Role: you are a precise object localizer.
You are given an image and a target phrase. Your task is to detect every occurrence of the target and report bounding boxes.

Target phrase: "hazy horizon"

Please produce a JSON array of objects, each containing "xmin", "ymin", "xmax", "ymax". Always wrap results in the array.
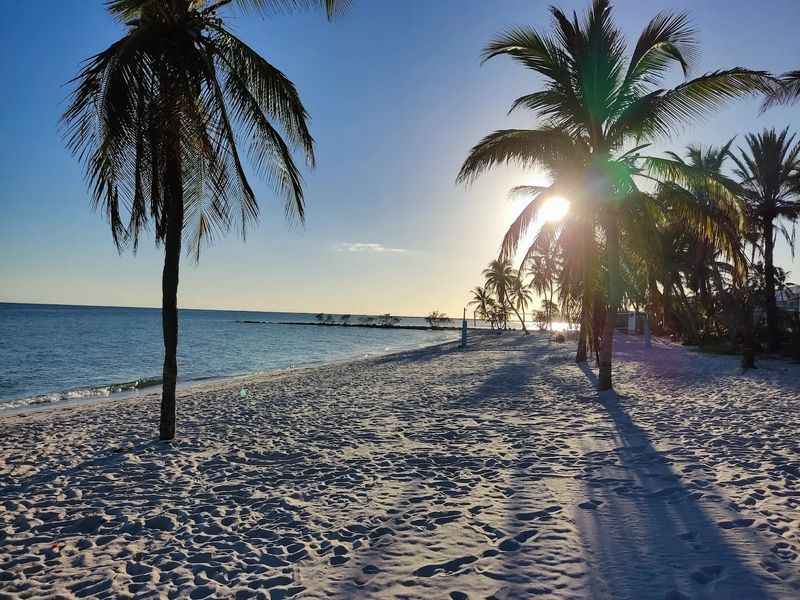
[{"xmin": 1, "ymin": 0, "xmax": 798, "ymax": 316}]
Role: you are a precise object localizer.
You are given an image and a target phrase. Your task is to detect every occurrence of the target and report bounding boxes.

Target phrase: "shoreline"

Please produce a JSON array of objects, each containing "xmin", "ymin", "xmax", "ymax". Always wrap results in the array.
[{"xmin": 1, "ymin": 334, "xmax": 462, "ymax": 419}]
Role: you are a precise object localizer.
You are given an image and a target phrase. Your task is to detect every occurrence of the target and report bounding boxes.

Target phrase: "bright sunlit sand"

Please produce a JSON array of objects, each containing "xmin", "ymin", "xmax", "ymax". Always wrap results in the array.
[{"xmin": 2, "ymin": 333, "xmax": 799, "ymax": 598}]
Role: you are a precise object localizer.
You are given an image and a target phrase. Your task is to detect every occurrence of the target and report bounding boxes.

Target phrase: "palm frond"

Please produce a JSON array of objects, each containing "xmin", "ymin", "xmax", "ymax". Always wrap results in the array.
[
  {"xmin": 456, "ymin": 129, "xmax": 575, "ymax": 185},
  {"xmin": 500, "ymin": 186, "xmax": 555, "ymax": 260},
  {"xmin": 624, "ymin": 69, "xmax": 775, "ymax": 141},
  {"xmin": 761, "ymin": 70, "xmax": 800, "ymax": 109}
]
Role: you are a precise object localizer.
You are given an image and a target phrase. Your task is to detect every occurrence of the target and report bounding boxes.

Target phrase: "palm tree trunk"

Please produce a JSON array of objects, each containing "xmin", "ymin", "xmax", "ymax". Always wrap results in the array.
[
  {"xmin": 159, "ymin": 150, "xmax": 183, "ymax": 441},
  {"xmin": 675, "ymin": 281, "xmax": 700, "ymax": 344},
  {"xmin": 576, "ymin": 221, "xmax": 591, "ymax": 362},
  {"xmin": 598, "ymin": 212, "xmax": 619, "ymax": 390},
  {"xmin": 576, "ymin": 303, "xmax": 588, "ymax": 362},
  {"xmin": 764, "ymin": 218, "xmax": 779, "ymax": 351},
  {"xmin": 663, "ymin": 271, "xmax": 675, "ymax": 334},
  {"xmin": 741, "ymin": 302, "xmax": 756, "ymax": 369},
  {"xmin": 511, "ymin": 305, "xmax": 528, "ymax": 333}
]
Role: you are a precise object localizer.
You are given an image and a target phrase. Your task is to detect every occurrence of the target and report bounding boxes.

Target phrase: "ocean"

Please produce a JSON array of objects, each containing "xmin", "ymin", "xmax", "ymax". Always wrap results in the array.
[{"xmin": 0, "ymin": 303, "xmax": 458, "ymax": 412}]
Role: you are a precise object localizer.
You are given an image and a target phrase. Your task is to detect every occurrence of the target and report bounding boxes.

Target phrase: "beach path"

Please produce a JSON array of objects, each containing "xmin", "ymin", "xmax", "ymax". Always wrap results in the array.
[{"xmin": 1, "ymin": 333, "xmax": 799, "ymax": 599}]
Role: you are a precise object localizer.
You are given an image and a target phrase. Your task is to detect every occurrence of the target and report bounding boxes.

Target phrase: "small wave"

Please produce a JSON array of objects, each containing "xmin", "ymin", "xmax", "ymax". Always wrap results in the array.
[{"xmin": 2, "ymin": 377, "xmax": 163, "ymax": 411}]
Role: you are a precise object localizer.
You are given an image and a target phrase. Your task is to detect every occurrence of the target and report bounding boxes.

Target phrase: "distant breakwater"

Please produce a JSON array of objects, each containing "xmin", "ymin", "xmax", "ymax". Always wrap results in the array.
[{"xmin": 236, "ymin": 320, "xmax": 467, "ymax": 332}]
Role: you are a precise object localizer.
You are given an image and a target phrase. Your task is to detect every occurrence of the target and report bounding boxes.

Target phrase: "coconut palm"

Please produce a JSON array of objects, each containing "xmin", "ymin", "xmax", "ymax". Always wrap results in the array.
[
  {"xmin": 457, "ymin": 0, "xmax": 771, "ymax": 389},
  {"xmin": 526, "ymin": 228, "xmax": 560, "ymax": 332},
  {"xmin": 508, "ymin": 272, "xmax": 533, "ymax": 333},
  {"xmin": 660, "ymin": 141, "xmax": 746, "ymax": 340},
  {"xmin": 468, "ymin": 285, "xmax": 493, "ymax": 326},
  {"xmin": 732, "ymin": 128, "xmax": 800, "ymax": 351},
  {"xmin": 62, "ymin": 0, "xmax": 346, "ymax": 440},
  {"xmin": 483, "ymin": 258, "xmax": 516, "ymax": 329}
]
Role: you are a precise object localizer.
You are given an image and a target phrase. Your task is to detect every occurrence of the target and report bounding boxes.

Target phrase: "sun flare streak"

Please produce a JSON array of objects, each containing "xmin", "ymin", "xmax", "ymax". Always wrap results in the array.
[{"xmin": 540, "ymin": 196, "xmax": 570, "ymax": 222}]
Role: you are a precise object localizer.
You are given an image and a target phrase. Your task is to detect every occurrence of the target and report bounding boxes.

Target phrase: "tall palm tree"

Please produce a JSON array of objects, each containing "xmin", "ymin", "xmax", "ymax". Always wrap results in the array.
[
  {"xmin": 526, "ymin": 228, "xmax": 560, "ymax": 331},
  {"xmin": 732, "ymin": 128, "xmax": 800, "ymax": 351},
  {"xmin": 661, "ymin": 140, "xmax": 745, "ymax": 340},
  {"xmin": 468, "ymin": 285, "xmax": 493, "ymax": 326},
  {"xmin": 508, "ymin": 272, "xmax": 533, "ymax": 333},
  {"xmin": 62, "ymin": 0, "xmax": 346, "ymax": 440},
  {"xmin": 483, "ymin": 258, "xmax": 516, "ymax": 330},
  {"xmin": 457, "ymin": 0, "xmax": 771, "ymax": 389}
]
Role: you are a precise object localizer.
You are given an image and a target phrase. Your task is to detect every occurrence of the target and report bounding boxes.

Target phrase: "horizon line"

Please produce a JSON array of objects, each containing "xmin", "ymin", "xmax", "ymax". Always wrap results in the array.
[{"xmin": 0, "ymin": 300, "xmax": 442, "ymax": 319}]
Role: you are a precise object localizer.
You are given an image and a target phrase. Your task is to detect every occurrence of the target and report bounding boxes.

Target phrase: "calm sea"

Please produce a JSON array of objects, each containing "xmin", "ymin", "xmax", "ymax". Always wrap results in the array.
[{"xmin": 0, "ymin": 303, "xmax": 457, "ymax": 412}]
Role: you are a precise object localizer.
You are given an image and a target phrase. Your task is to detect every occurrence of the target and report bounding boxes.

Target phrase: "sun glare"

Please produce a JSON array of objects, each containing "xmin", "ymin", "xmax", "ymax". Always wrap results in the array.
[{"xmin": 540, "ymin": 196, "xmax": 570, "ymax": 222}]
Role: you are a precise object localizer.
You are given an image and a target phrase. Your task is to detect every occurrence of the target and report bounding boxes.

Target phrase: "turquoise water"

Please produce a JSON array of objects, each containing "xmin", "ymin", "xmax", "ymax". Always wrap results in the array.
[{"xmin": 0, "ymin": 303, "xmax": 456, "ymax": 410}]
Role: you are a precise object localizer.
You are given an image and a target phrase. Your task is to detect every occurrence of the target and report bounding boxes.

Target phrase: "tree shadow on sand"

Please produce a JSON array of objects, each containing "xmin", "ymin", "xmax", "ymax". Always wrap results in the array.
[{"xmin": 576, "ymin": 362, "xmax": 782, "ymax": 599}]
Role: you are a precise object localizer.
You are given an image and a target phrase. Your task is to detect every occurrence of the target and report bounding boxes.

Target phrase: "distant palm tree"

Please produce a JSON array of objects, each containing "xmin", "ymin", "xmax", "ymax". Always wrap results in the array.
[
  {"xmin": 507, "ymin": 272, "xmax": 533, "ymax": 333},
  {"xmin": 732, "ymin": 128, "xmax": 800, "ymax": 351},
  {"xmin": 483, "ymin": 259, "xmax": 516, "ymax": 330},
  {"xmin": 62, "ymin": 0, "xmax": 346, "ymax": 440},
  {"xmin": 526, "ymin": 228, "xmax": 560, "ymax": 332},
  {"xmin": 468, "ymin": 285, "xmax": 493, "ymax": 326},
  {"xmin": 457, "ymin": 0, "xmax": 771, "ymax": 389}
]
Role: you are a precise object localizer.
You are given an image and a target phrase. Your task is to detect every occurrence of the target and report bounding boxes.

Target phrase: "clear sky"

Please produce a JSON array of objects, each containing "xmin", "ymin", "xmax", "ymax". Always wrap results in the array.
[{"xmin": 1, "ymin": 0, "xmax": 798, "ymax": 316}]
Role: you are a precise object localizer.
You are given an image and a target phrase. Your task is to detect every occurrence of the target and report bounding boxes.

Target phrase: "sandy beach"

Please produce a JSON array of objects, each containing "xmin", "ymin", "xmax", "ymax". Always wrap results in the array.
[{"xmin": 2, "ymin": 332, "xmax": 800, "ymax": 599}]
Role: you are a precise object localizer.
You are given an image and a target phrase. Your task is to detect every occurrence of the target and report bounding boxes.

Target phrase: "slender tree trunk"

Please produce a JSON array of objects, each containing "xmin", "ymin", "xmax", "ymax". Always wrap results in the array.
[
  {"xmin": 764, "ymin": 218, "xmax": 779, "ymax": 352},
  {"xmin": 663, "ymin": 271, "xmax": 675, "ymax": 335},
  {"xmin": 741, "ymin": 303, "xmax": 756, "ymax": 369},
  {"xmin": 159, "ymin": 149, "xmax": 183, "ymax": 441},
  {"xmin": 511, "ymin": 306, "xmax": 528, "ymax": 334},
  {"xmin": 676, "ymin": 281, "xmax": 700, "ymax": 344},
  {"xmin": 648, "ymin": 273, "xmax": 662, "ymax": 334},
  {"xmin": 576, "ymin": 304, "xmax": 588, "ymax": 362},
  {"xmin": 598, "ymin": 212, "xmax": 619, "ymax": 391},
  {"xmin": 576, "ymin": 221, "xmax": 592, "ymax": 362}
]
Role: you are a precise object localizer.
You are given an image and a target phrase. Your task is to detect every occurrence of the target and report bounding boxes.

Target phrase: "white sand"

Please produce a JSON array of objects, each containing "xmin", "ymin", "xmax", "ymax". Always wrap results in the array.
[{"xmin": 1, "ymin": 332, "xmax": 799, "ymax": 599}]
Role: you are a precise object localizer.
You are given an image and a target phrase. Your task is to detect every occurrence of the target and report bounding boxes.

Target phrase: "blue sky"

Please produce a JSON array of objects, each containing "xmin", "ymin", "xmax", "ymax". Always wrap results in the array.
[{"xmin": 1, "ymin": 0, "xmax": 798, "ymax": 315}]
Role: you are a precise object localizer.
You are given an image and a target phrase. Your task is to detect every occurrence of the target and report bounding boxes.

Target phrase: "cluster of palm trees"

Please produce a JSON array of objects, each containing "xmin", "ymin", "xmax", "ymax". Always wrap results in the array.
[
  {"xmin": 458, "ymin": 0, "xmax": 799, "ymax": 390},
  {"xmin": 469, "ymin": 255, "xmax": 564, "ymax": 334}
]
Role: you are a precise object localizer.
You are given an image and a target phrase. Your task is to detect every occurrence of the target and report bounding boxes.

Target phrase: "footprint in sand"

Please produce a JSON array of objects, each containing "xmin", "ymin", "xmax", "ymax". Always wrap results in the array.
[
  {"xmin": 717, "ymin": 518, "xmax": 754, "ymax": 529},
  {"xmin": 690, "ymin": 564, "xmax": 725, "ymax": 585},
  {"xmin": 578, "ymin": 499, "xmax": 603, "ymax": 510},
  {"xmin": 413, "ymin": 555, "xmax": 478, "ymax": 577},
  {"xmin": 329, "ymin": 546, "xmax": 350, "ymax": 566}
]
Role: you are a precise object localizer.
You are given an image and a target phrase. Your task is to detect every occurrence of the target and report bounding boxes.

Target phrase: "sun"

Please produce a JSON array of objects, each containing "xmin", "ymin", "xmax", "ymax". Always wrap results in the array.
[{"xmin": 540, "ymin": 196, "xmax": 570, "ymax": 222}]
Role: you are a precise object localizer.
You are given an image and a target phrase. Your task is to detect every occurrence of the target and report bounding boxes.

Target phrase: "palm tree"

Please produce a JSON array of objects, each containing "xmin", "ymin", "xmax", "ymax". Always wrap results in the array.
[
  {"xmin": 732, "ymin": 128, "xmax": 800, "ymax": 351},
  {"xmin": 468, "ymin": 285, "xmax": 493, "ymax": 326},
  {"xmin": 659, "ymin": 141, "xmax": 746, "ymax": 341},
  {"xmin": 526, "ymin": 230, "xmax": 560, "ymax": 332},
  {"xmin": 483, "ymin": 259, "xmax": 516, "ymax": 330},
  {"xmin": 762, "ymin": 70, "xmax": 800, "ymax": 108},
  {"xmin": 63, "ymin": 0, "xmax": 346, "ymax": 440},
  {"xmin": 457, "ymin": 0, "xmax": 771, "ymax": 389},
  {"xmin": 507, "ymin": 272, "xmax": 533, "ymax": 333}
]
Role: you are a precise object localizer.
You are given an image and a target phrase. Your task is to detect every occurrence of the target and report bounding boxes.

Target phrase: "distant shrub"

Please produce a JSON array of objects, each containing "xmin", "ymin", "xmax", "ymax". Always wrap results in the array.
[{"xmin": 425, "ymin": 310, "xmax": 451, "ymax": 329}]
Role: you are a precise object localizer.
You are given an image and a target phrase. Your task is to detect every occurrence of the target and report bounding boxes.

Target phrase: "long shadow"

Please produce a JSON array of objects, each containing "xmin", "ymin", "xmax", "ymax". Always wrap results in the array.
[
  {"xmin": 446, "ymin": 334, "xmax": 559, "ymax": 411},
  {"xmin": 576, "ymin": 373, "xmax": 777, "ymax": 599}
]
